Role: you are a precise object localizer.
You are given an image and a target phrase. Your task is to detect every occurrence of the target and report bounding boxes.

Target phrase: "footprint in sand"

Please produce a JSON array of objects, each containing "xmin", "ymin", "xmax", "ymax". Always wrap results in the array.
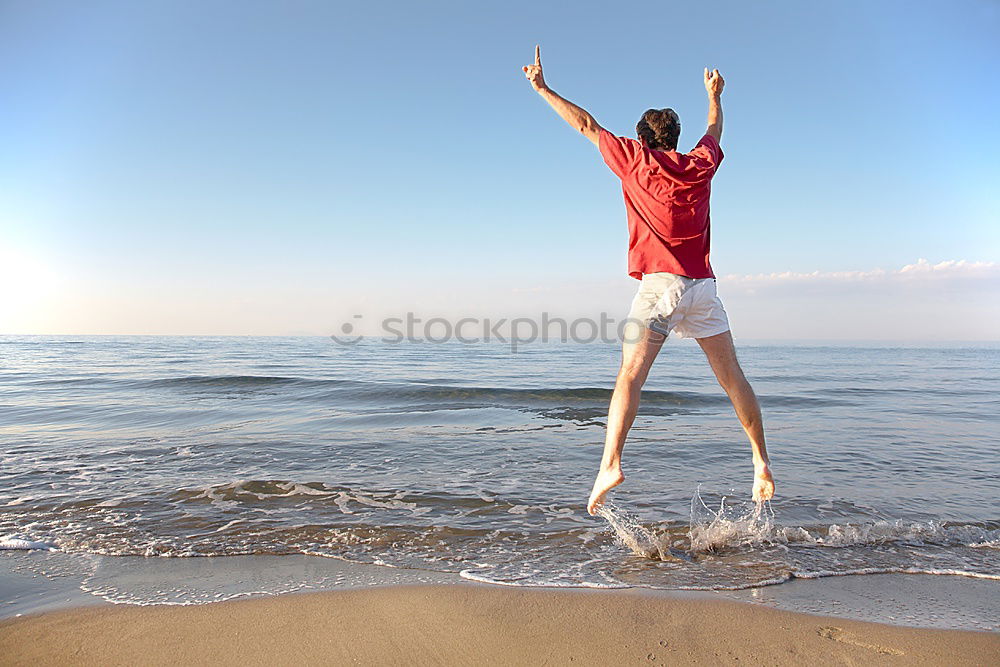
[{"xmin": 817, "ymin": 626, "xmax": 904, "ymax": 656}]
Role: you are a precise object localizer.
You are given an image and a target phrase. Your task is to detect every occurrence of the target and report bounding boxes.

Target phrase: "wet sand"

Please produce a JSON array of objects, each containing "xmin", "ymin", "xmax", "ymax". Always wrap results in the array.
[{"xmin": 2, "ymin": 583, "xmax": 997, "ymax": 666}]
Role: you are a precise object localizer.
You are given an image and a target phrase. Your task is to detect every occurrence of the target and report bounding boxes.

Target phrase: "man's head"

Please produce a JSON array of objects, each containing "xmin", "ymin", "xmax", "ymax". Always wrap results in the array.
[{"xmin": 636, "ymin": 108, "xmax": 680, "ymax": 151}]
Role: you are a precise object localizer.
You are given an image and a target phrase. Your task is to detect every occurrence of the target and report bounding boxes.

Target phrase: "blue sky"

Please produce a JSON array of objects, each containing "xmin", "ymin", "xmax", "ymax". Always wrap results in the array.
[{"xmin": 1, "ymin": 0, "xmax": 997, "ymax": 337}]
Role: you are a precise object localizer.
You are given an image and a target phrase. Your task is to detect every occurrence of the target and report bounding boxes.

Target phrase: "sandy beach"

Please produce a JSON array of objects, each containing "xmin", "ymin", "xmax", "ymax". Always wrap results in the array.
[{"xmin": 2, "ymin": 583, "xmax": 997, "ymax": 666}]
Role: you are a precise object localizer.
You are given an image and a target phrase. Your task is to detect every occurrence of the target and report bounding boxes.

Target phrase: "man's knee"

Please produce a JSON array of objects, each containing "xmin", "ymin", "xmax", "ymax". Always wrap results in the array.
[
  {"xmin": 715, "ymin": 365, "xmax": 749, "ymax": 392},
  {"xmin": 617, "ymin": 362, "xmax": 649, "ymax": 387}
]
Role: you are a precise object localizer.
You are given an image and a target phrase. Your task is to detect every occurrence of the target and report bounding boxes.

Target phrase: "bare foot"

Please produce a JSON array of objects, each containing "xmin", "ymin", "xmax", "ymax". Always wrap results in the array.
[
  {"xmin": 752, "ymin": 462, "xmax": 775, "ymax": 502},
  {"xmin": 587, "ymin": 466, "xmax": 625, "ymax": 515}
]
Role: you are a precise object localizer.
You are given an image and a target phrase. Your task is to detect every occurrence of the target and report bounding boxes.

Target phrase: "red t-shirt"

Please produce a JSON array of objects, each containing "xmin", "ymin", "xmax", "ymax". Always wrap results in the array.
[{"xmin": 598, "ymin": 128, "xmax": 724, "ymax": 280}]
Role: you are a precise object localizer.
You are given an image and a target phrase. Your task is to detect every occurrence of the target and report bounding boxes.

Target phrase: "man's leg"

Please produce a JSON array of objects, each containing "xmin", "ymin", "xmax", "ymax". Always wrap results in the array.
[
  {"xmin": 695, "ymin": 330, "xmax": 775, "ymax": 501},
  {"xmin": 587, "ymin": 325, "xmax": 665, "ymax": 515}
]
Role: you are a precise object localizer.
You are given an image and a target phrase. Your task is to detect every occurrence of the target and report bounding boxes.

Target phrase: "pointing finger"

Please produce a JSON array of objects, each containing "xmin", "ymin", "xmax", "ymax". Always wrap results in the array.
[{"xmin": 535, "ymin": 44, "xmax": 540, "ymax": 66}]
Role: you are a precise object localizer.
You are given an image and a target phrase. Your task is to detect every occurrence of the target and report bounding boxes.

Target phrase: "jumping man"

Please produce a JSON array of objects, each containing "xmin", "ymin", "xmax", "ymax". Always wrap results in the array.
[{"xmin": 522, "ymin": 46, "xmax": 775, "ymax": 515}]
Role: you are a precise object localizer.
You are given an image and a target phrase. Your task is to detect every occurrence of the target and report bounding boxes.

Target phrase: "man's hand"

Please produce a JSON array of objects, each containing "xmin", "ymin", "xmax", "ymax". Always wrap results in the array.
[
  {"xmin": 704, "ymin": 67, "xmax": 725, "ymax": 98},
  {"xmin": 523, "ymin": 45, "xmax": 547, "ymax": 93},
  {"xmin": 704, "ymin": 68, "xmax": 724, "ymax": 143},
  {"xmin": 524, "ymin": 46, "xmax": 602, "ymax": 146}
]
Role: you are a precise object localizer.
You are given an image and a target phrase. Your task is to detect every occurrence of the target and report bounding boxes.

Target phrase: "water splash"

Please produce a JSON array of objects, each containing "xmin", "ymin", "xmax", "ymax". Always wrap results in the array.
[
  {"xmin": 688, "ymin": 486, "xmax": 776, "ymax": 553},
  {"xmin": 595, "ymin": 501, "xmax": 667, "ymax": 560},
  {"xmin": 595, "ymin": 485, "xmax": 1000, "ymax": 577},
  {"xmin": 595, "ymin": 487, "xmax": 779, "ymax": 560}
]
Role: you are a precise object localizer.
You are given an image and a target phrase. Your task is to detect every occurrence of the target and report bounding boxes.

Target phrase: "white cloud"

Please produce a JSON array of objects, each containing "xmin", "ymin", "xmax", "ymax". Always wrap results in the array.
[
  {"xmin": 720, "ymin": 258, "xmax": 1000, "ymax": 285},
  {"xmin": 714, "ymin": 259, "xmax": 999, "ymax": 341}
]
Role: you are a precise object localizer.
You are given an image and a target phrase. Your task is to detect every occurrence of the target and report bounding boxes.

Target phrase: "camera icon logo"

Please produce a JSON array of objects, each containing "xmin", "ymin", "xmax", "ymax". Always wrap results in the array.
[{"xmin": 330, "ymin": 315, "xmax": 364, "ymax": 345}]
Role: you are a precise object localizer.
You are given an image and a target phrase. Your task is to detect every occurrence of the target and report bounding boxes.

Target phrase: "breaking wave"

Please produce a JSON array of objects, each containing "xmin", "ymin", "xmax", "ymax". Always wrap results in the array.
[{"xmin": 4, "ymin": 481, "xmax": 997, "ymax": 592}]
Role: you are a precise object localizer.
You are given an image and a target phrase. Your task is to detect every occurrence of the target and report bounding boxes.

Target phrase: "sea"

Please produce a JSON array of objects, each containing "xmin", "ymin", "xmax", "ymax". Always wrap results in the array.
[{"xmin": 1, "ymin": 335, "xmax": 998, "ymax": 616}]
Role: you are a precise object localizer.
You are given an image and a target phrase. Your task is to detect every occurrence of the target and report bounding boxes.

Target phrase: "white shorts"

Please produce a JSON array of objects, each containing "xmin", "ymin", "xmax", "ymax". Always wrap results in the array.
[{"xmin": 625, "ymin": 272, "xmax": 731, "ymax": 341}]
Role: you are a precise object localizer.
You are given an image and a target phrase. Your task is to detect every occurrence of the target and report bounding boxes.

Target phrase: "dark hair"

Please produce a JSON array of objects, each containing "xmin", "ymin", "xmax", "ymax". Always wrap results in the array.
[{"xmin": 636, "ymin": 108, "xmax": 680, "ymax": 151}]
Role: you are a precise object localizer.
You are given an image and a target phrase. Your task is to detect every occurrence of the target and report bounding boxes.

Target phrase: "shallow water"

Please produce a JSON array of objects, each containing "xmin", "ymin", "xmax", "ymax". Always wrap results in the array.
[{"xmin": 1, "ymin": 335, "xmax": 998, "ymax": 600}]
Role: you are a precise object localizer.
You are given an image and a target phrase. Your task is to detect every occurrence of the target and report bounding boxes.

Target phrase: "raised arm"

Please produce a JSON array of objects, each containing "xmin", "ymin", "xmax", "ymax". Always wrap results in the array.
[
  {"xmin": 704, "ymin": 67, "xmax": 725, "ymax": 143},
  {"xmin": 523, "ymin": 45, "xmax": 603, "ymax": 146}
]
